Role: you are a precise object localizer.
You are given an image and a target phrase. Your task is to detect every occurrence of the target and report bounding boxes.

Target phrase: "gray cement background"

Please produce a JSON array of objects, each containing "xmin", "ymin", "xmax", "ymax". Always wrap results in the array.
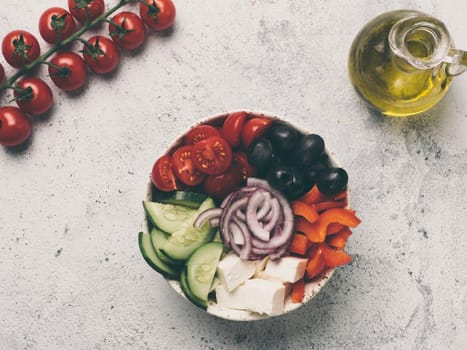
[{"xmin": 1, "ymin": 0, "xmax": 467, "ymax": 349}]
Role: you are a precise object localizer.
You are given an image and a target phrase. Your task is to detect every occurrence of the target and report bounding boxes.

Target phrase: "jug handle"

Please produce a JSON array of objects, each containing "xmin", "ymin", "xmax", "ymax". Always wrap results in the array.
[{"xmin": 445, "ymin": 49, "xmax": 467, "ymax": 76}]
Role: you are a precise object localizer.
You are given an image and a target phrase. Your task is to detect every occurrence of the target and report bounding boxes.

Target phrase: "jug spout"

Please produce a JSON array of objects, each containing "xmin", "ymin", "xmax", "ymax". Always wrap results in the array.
[{"xmin": 446, "ymin": 49, "xmax": 467, "ymax": 76}]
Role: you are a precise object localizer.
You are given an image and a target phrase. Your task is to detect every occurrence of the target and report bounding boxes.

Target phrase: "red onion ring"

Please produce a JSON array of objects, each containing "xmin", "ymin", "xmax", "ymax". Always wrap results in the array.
[
  {"xmin": 215, "ymin": 178, "xmax": 294, "ymax": 261},
  {"xmin": 262, "ymin": 198, "xmax": 280, "ymax": 232},
  {"xmin": 251, "ymin": 246, "xmax": 276, "ymax": 255},
  {"xmin": 193, "ymin": 208, "xmax": 222, "ymax": 229},
  {"xmin": 246, "ymin": 190, "xmax": 271, "ymax": 242},
  {"xmin": 229, "ymin": 218, "xmax": 252, "ymax": 260},
  {"xmin": 269, "ymin": 242, "xmax": 291, "ymax": 261},
  {"xmin": 220, "ymin": 192, "xmax": 234, "ymax": 209},
  {"xmin": 229, "ymin": 220, "xmax": 245, "ymax": 245},
  {"xmin": 246, "ymin": 178, "xmax": 294, "ymax": 249},
  {"xmin": 219, "ymin": 197, "xmax": 249, "ymax": 248},
  {"xmin": 210, "ymin": 218, "xmax": 220, "ymax": 227},
  {"xmin": 256, "ymin": 191, "xmax": 271, "ymax": 220},
  {"xmin": 235, "ymin": 209, "xmax": 246, "ymax": 221}
]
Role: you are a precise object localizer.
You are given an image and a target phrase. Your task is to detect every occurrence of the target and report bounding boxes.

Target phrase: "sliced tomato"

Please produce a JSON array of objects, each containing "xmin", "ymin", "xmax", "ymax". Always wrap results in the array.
[
  {"xmin": 222, "ymin": 111, "xmax": 246, "ymax": 147},
  {"xmin": 171, "ymin": 145, "xmax": 205, "ymax": 186},
  {"xmin": 204, "ymin": 160, "xmax": 243, "ymax": 200},
  {"xmin": 241, "ymin": 117, "xmax": 273, "ymax": 149},
  {"xmin": 192, "ymin": 136, "xmax": 232, "ymax": 175},
  {"xmin": 233, "ymin": 152, "xmax": 256, "ymax": 181},
  {"xmin": 151, "ymin": 154, "xmax": 181, "ymax": 192},
  {"xmin": 184, "ymin": 125, "xmax": 220, "ymax": 145}
]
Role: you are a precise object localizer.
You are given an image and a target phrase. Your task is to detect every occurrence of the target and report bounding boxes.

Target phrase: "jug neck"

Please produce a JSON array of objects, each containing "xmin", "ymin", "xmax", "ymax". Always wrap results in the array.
[
  {"xmin": 389, "ymin": 14, "xmax": 467, "ymax": 76},
  {"xmin": 389, "ymin": 14, "xmax": 451, "ymax": 71}
]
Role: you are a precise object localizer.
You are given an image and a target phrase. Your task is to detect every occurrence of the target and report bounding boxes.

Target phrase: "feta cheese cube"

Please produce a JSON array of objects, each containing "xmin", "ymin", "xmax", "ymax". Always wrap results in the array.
[
  {"xmin": 262, "ymin": 257, "xmax": 308, "ymax": 283},
  {"xmin": 215, "ymin": 279, "xmax": 286, "ymax": 315},
  {"xmin": 216, "ymin": 253, "xmax": 256, "ymax": 292}
]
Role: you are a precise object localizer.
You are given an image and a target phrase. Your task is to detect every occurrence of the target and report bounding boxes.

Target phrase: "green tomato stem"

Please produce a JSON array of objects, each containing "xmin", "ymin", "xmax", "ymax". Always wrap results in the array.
[{"xmin": 0, "ymin": 0, "xmax": 131, "ymax": 95}]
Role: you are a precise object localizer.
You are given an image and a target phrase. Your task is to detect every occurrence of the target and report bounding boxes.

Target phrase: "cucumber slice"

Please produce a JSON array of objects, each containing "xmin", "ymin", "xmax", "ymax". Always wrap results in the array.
[
  {"xmin": 143, "ymin": 201, "xmax": 196, "ymax": 233},
  {"xmin": 138, "ymin": 232, "xmax": 180, "ymax": 279},
  {"xmin": 186, "ymin": 242, "xmax": 224, "ymax": 301},
  {"xmin": 150, "ymin": 228, "xmax": 184, "ymax": 266},
  {"xmin": 158, "ymin": 248, "xmax": 186, "ymax": 266},
  {"xmin": 155, "ymin": 191, "xmax": 208, "ymax": 209},
  {"xmin": 180, "ymin": 267, "xmax": 208, "ymax": 310},
  {"xmin": 160, "ymin": 224, "xmax": 215, "ymax": 261},
  {"xmin": 160, "ymin": 197, "xmax": 217, "ymax": 261}
]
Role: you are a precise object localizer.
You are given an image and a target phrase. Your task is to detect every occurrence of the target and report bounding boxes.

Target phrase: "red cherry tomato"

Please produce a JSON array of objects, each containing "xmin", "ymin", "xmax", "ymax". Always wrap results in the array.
[
  {"xmin": 2, "ymin": 30, "xmax": 40, "ymax": 68},
  {"xmin": 68, "ymin": 0, "xmax": 105, "ymax": 24},
  {"xmin": 171, "ymin": 146, "xmax": 205, "ymax": 186},
  {"xmin": 0, "ymin": 106, "xmax": 31, "ymax": 147},
  {"xmin": 192, "ymin": 136, "xmax": 233, "ymax": 175},
  {"xmin": 151, "ymin": 154, "xmax": 181, "ymax": 192},
  {"xmin": 241, "ymin": 117, "xmax": 273, "ymax": 149},
  {"xmin": 109, "ymin": 12, "xmax": 147, "ymax": 50},
  {"xmin": 139, "ymin": 0, "xmax": 176, "ymax": 31},
  {"xmin": 0, "ymin": 63, "xmax": 4, "ymax": 82},
  {"xmin": 184, "ymin": 125, "xmax": 221, "ymax": 145},
  {"xmin": 49, "ymin": 52, "xmax": 87, "ymax": 91},
  {"xmin": 39, "ymin": 7, "xmax": 76, "ymax": 44},
  {"xmin": 233, "ymin": 152, "xmax": 256, "ymax": 181},
  {"xmin": 204, "ymin": 160, "xmax": 243, "ymax": 200},
  {"xmin": 14, "ymin": 78, "xmax": 53, "ymax": 116},
  {"xmin": 82, "ymin": 36, "xmax": 120, "ymax": 74},
  {"xmin": 222, "ymin": 111, "xmax": 247, "ymax": 148}
]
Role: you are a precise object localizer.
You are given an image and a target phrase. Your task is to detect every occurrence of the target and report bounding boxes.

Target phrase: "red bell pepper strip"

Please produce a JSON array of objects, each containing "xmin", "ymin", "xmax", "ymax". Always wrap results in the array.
[
  {"xmin": 314, "ymin": 200, "xmax": 348, "ymax": 213},
  {"xmin": 292, "ymin": 200, "xmax": 319, "ymax": 223},
  {"xmin": 313, "ymin": 208, "xmax": 360, "ymax": 241},
  {"xmin": 321, "ymin": 243, "xmax": 352, "ymax": 268},
  {"xmin": 301, "ymin": 185, "xmax": 347, "ymax": 205},
  {"xmin": 306, "ymin": 245, "xmax": 325, "ymax": 279},
  {"xmin": 291, "ymin": 278, "xmax": 305, "ymax": 303},
  {"xmin": 295, "ymin": 217, "xmax": 324, "ymax": 243},
  {"xmin": 289, "ymin": 233, "xmax": 310, "ymax": 256},
  {"xmin": 326, "ymin": 227, "xmax": 352, "ymax": 249},
  {"xmin": 301, "ymin": 185, "xmax": 322, "ymax": 205},
  {"xmin": 326, "ymin": 222, "xmax": 346, "ymax": 235}
]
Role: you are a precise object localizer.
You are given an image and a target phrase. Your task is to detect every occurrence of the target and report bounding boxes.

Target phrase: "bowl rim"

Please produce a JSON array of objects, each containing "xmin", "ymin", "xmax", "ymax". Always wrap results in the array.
[{"xmin": 142, "ymin": 110, "xmax": 346, "ymax": 321}]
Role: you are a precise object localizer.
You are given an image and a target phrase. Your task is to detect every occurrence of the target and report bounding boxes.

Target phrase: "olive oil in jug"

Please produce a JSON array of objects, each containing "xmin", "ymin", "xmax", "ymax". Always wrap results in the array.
[{"xmin": 348, "ymin": 10, "xmax": 467, "ymax": 116}]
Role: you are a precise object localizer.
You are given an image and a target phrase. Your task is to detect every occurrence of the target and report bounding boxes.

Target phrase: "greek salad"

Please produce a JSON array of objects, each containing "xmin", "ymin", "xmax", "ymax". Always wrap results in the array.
[{"xmin": 139, "ymin": 112, "xmax": 361, "ymax": 318}]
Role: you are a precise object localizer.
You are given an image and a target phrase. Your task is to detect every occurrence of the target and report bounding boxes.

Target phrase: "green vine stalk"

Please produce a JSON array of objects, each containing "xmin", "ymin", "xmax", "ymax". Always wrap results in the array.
[{"xmin": 0, "ymin": 0, "xmax": 132, "ymax": 95}]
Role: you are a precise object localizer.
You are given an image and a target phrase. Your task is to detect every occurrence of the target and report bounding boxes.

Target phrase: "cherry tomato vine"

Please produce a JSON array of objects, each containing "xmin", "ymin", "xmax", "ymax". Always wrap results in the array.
[{"xmin": 0, "ymin": 0, "xmax": 176, "ymax": 147}]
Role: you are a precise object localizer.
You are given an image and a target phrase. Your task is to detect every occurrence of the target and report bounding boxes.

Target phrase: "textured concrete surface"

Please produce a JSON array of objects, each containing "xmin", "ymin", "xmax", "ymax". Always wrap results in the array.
[{"xmin": 1, "ymin": 0, "xmax": 467, "ymax": 349}]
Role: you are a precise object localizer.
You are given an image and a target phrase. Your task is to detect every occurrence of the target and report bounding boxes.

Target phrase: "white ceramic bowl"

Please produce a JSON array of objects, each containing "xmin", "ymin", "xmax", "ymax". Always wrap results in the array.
[{"xmin": 142, "ymin": 111, "xmax": 344, "ymax": 321}]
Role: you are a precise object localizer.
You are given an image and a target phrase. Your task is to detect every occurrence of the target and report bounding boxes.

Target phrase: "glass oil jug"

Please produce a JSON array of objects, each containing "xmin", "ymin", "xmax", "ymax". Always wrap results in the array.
[{"xmin": 348, "ymin": 10, "xmax": 467, "ymax": 117}]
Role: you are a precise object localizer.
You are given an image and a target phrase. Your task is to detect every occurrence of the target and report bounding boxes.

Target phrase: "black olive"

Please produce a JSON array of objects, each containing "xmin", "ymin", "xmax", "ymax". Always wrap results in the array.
[
  {"xmin": 271, "ymin": 152, "xmax": 283, "ymax": 167},
  {"xmin": 267, "ymin": 166, "xmax": 313, "ymax": 200},
  {"xmin": 247, "ymin": 138, "xmax": 273, "ymax": 173},
  {"xmin": 267, "ymin": 121, "xmax": 302, "ymax": 154},
  {"xmin": 267, "ymin": 166, "xmax": 294, "ymax": 192},
  {"xmin": 294, "ymin": 134, "xmax": 325, "ymax": 167},
  {"xmin": 304, "ymin": 154, "xmax": 332, "ymax": 181},
  {"xmin": 316, "ymin": 167, "xmax": 348, "ymax": 196},
  {"xmin": 285, "ymin": 171, "xmax": 312, "ymax": 199}
]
